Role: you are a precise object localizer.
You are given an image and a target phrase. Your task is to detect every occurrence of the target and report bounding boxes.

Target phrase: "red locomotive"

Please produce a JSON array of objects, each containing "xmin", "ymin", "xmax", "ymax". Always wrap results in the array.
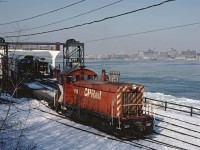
[
  {"xmin": 34, "ymin": 68, "xmax": 154, "ymax": 138},
  {"xmin": 32, "ymin": 39, "xmax": 154, "ymax": 138}
]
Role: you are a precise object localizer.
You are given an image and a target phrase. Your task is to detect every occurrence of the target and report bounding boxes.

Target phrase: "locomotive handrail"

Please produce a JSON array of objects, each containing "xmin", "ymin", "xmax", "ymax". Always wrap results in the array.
[{"xmin": 144, "ymin": 97, "xmax": 200, "ymax": 116}]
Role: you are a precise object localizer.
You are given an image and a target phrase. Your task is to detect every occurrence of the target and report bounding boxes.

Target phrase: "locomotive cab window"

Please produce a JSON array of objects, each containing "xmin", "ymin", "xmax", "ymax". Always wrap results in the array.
[
  {"xmin": 88, "ymin": 75, "xmax": 92, "ymax": 80},
  {"xmin": 88, "ymin": 75, "xmax": 97, "ymax": 80},
  {"xmin": 83, "ymin": 75, "xmax": 88, "ymax": 80},
  {"xmin": 67, "ymin": 76, "xmax": 72, "ymax": 83},
  {"xmin": 93, "ymin": 75, "xmax": 98, "ymax": 80},
  {"xmin": 76, "ymin": 75, "xmax": 80, "ymax": 81}
]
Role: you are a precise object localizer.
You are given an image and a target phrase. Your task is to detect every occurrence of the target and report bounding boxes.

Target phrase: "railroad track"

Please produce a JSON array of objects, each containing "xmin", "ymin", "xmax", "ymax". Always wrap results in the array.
[
  {"xmin": 33, "ymin": 103, "xmax": 154, "ymax": 149},
  {"xmin": 41, "ymin": 114, "xmax": 155, "ymax": 150},
  {"xmin": 154, "ymin": 112, "xmax": 200, "ymax": 127},
  {"xmin": 153, "ymin": 131, "xmax": 200, "ymax": 149},
  {"xmin": 155, "ymin": 124, "xmax": 200, "ymax": 139},
  {"xmin": 33, "ymin": 101, "xmax": 191, "ymax": 150},
  {"xmin": 151, "ymin": 112, "xmax": 200, "ymax": 149},
  {"xmin": 155, "ymin": 118, "xmax": 199, "ymax": 133},
  {"xmin": 4, "ymin": 99, "xmax": 200, "ymax": 149},
  {"xmin": 143, "ymin": 138, "xmax": 187, "ymax": 150},
  {"xmin": 40, "ymin": 111, "xmax": 189, "ymax": 150}
]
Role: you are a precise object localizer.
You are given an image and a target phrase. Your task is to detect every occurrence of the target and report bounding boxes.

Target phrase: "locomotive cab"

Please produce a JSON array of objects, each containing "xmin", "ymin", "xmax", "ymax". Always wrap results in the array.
[
  {"xmin": 57, "ymin": 68, "xmax": 97, "ymax": 106},
  {"xmin": 59, "ymin": 68, "xmax": 97, "ymax": 84}
]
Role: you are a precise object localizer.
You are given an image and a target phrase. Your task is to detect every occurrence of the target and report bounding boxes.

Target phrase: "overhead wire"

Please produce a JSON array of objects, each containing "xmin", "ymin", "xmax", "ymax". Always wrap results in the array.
[
  {"xmin": 0, "ymin": 1, "xmax": 7, "ymax": 3},
  {"xmin": 0, "ymin": 0, "xmax": 124, "ymax": 35},
  {"xmin": 3, "ymin": 0, "xmax": 175, "ymax": 38},
  {"xmin": 84, "ymin": 22, "xmax": 200, "ymax": 43},
  {"xmin": 0, "ymin": 0, "xmax": 86, "ymax": 26}
]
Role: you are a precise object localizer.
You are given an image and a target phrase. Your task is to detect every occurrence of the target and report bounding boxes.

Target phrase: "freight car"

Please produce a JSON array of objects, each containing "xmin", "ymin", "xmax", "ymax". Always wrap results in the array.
[
  {"xmin": 10, "ymin": 55, "xmax": 49, "ymax": 81},
  {"xmin": 34, "ymin": 68, "xmax": 154, "ymax": 138},
  {"xmin": 11, "ymin": 55, "xmax": 36, "ymax": 81}
]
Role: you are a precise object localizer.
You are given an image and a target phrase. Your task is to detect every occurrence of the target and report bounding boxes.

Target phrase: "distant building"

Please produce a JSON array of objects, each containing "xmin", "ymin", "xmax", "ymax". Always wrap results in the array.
[
  {"xmin": 144, "ymin": 49, "xmax": 158, "ymax": 59},
  {"xmin": 138, "ymin": 51, "xmax": 144, "ymax": 59},
  {"xmin": 168, "ymin": 49, "xmax": 178, "ymax": 59},
  {"xmin": 159, "ymin": 52, "xmax": 168, "ymax": 59},
  {"xmin": 197, "ymin": 53, "xmax": 200, "ymax": 60},
  {"xmin": 181, "ymin": 50, "xmax": 196, "ymax": 59}
]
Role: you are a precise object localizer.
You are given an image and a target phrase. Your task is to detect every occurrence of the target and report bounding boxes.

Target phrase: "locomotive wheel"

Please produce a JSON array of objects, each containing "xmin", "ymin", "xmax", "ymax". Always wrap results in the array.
[
  {"xmin": 72, "ymin": 113, "xmax": 78, "ymax": 122},
  {"xmin": 48, "ymin": 102, "xmax": 55, "ymax": 110},
  {"xmin": 55, "ymin": 103, "xmax": 61, "ymax": 112}
]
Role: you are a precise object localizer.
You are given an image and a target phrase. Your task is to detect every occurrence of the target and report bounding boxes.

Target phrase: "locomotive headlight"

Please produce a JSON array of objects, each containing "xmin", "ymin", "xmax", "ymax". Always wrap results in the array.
[
  {"xmin": 146, "ymin": 122, "xmax": 152, "ymax": 126},
  {"xmin": 132, "ymin": 84, "xmax": 137, "ymax": 90},
  {"xmin": 124, "ymin": 124, "xmax": 130, "ymax": 128}
]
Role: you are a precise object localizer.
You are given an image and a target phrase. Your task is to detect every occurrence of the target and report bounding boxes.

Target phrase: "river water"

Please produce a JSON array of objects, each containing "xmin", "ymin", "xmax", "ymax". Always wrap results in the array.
[{"xmin": 85, "ymin": 59, "xmax": 200, "ymax": 101}]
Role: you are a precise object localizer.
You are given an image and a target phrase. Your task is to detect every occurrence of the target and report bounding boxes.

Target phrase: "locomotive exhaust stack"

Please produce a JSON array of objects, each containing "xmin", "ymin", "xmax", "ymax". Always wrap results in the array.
[{"xmin": 101, "ymin": 69, "xmax": 107, "ymax": 82}]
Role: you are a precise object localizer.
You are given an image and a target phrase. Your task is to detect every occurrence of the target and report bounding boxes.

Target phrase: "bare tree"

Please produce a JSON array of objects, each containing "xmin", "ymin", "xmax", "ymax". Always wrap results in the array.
[{"xmin": 0, "ymin": 25, "xmax": 37, "ymax": 150}]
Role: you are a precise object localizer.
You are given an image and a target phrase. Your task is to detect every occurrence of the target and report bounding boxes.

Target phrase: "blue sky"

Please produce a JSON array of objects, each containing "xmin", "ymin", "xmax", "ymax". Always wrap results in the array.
[{"xmin": 0, "ymin": 0, "xmax": 200, "ymax": 55}]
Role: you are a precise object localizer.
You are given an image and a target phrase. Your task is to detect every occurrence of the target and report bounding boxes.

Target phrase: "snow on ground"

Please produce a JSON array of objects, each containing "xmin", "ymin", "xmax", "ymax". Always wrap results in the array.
[
  {"xmin": 0, "ymin": 94, "xmax": 200, "ymax": 150},
  {"xmin": 145, "ymin": 92, "xmax": 200, "ymax": 108}
]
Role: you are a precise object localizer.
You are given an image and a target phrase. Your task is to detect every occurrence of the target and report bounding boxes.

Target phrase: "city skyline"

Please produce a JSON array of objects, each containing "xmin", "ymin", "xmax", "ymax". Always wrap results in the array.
[{"xmin": 85, "ymin": 48, "xmax": 200, "ymax": 60}]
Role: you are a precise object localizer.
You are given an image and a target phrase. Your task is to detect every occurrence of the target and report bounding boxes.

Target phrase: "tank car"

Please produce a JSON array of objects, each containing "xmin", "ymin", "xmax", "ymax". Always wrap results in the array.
[{"xmin": 34, "ymin": 68, "xmax": 154, "ymax": 138}]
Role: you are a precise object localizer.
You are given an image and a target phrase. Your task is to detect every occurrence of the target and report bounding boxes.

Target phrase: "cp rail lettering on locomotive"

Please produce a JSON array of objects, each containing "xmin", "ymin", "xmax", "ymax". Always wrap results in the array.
[{"xmin": 84, "ymin": 88, "xmax": 101, "ymax": 99}]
